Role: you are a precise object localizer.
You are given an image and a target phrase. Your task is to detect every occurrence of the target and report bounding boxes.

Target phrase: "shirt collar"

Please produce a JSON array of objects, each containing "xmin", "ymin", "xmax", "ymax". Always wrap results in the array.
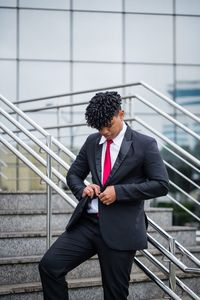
[{"xmin": 99, "ymin": 122, "xmax": 127, "ymax": 145}]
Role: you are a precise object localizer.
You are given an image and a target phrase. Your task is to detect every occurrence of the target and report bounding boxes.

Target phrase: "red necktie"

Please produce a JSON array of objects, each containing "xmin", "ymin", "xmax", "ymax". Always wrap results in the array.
[{"xmin": 102, "ymin": 139, "xmax": 113, "ymax": 185}]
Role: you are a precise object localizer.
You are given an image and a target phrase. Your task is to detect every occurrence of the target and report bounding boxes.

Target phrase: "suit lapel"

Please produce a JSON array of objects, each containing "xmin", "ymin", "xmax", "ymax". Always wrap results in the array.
[
  {"xmin": 95, "ymin": 136, "xmax": 103, "ymax": 184},
  {"xmin": 106, "ymin": 126, "xmax": 133, "ymax": 185}
]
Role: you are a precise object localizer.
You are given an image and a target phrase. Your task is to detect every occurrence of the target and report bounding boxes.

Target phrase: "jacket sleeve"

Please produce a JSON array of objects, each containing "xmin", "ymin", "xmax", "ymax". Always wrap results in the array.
[
  {"xmin": 114, "ymin": 139, "xmax": 169, "ymax": 202},
  {"xmin": 66, "ymin": 138, "xmax": 90, "ymax": 201}
]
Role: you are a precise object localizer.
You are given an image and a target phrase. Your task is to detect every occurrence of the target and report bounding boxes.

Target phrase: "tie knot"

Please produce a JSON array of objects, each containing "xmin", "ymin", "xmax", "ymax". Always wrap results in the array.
[{"xmin": 106, "ymin": 139, "xmax": 113, "ymax": 146}]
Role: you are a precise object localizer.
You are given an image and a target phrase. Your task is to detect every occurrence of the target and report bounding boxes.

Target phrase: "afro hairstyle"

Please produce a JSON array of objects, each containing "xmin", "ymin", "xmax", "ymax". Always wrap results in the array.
[{"xmin": 85, "ymin": 91, "xmax": 122, "ymax": 130}]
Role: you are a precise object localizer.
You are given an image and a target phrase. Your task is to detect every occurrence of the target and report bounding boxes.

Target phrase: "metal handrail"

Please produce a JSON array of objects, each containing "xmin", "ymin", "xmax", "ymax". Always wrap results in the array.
[
  {"xmin": 2, "ymin": 118, "xmax": 200, "ymax": 274},
  {"xmin": 132, "ymin": 116, "xmax": 200, "ymax": 168},
  {"xmin": 164, "ymin": 160, "xmax": 200, "ymax": 190},
  {"xmin": 4, "ymin": 131, "xmax": 200, "ymax": 193},
  {"xmin": 11, "ymin": 81, "xmax": 200, "ymax": 126},
  {"xmin": 0, "ymin": 108, "xmax": 72, "ymax": 173},
  {"xmin": 5, "ymin": 131, "xmax": 200, "ymax": 191},
  {"xmin": 0, "ymin": 132, "xmax": 194, "ymax": 298},
  {"xmin": 0, "ymin": 94, "xmax": 76, "ymax": 161},
  {"xmin": 13, "ymin": 82, "xmax": 141, "ymax": 105},
  {"xmin": 1, "ymin": 120, "xmax": 199, "ymax": 223},
  {"xmin": 0, "ymin": 122, "xmax": 66, "ymax": 185},
  {"xmin": 0, "ymin": 172, "xmax": 8, "ymax": 180},
  {"xmin": 6, "ymin": 128, "xmax": 200, "ymax": 191},
  {"xmin": 1, "ymin": 93, "xmax": 200, "ymax": 222},
  {"xmin": 141, "ymin": 249, "xmax": 200, "ymax": 300},
  {"xmin": 140, "ymin": 81, "xmax": 200, "ymax": 124},
  {"xmin": 5, "ymin": 114, "xmax": 199, "ymax": 171},
  {"xmin": 147, "ymin": 233, "xmax": 200, "ymax": 274},
  {"xmin": 1, "ymin": 106, "xmax": 199, "ymax": 265},
  {"xmin": 10, "ymin": 119, "xmax": 199, "ymax": 176},
  {"xmin": 0, "ymin": 135, "xmax": 76, "ymax": 208},
  {"xmin": 169, "ymin": 180, "xmax": 200, "ymax": 206},
  {"xmin": 133, "ymin": 257, "xmax": 182, "ymax": 300},
  {"xmin": 0, "ymin": 159, "xmax": 7, "ymax": 167},
  {"xmin": 1, "ymin": 125, "xmax": 199, "ymax": 269},
  {"xmin": 133, "ymin": 94, "xmax": 200, "ymax": 142},
  {"xmin": 161, "ymin": 143, "xmax": 200, "ymax": 174},
  {"xmin": 1, "ymin": 97, "xmax": 200, "ymax": 299},
  {"xmin": 167, "ymin": 193, "xmax": 200, "ymax": 222},
  {"xmin": 2, "ymin": 114, "xmax": 199, "ymax": 213},
  {"xmin": 148, "ymin": 217, "xmax": 200, "ymax": 268}
]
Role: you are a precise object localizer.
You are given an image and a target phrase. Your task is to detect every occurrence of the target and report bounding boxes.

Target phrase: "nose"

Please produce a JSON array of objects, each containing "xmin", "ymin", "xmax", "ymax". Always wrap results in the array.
[{"xmin": 99, "ymin": 128, "xmax": 109, "ymax": 136}]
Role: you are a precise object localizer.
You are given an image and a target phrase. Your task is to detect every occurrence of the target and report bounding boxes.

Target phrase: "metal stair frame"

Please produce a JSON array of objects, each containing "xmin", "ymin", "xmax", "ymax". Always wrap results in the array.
[{"xmin": 1, "ymin": 82, "xmax": 200, "ymax": 299}]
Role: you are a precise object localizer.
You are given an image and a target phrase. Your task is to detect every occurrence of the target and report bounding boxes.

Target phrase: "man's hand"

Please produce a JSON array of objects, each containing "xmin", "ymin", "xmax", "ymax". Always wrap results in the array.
[
  {"xmin": 99, "ymin": 186, "xmax": 116, "ymax": 205},
  {"xmin": 82, "ymin": 184, "xmax": 100, "ymax": 198}
]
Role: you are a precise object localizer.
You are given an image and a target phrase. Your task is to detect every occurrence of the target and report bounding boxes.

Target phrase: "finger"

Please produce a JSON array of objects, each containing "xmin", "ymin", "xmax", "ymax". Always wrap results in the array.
[
  {"xmin": 98, "ymin": 192, "xmax": 105, "ymax": 200},
  {"xmin": 94, "ymin": 186, "xmax": 100, "ymax": 196},
  {"xmin": 89, "ymin": 189, "xmax": 94, "ymax": 197},
  {"xmin": 99, "ymin": 194, "xmax": 105, "ymax": 202},
  {"xmin": 86, "ymin": 188, "xmax": 94, "ymax": 197},
  {"xmin": 100, "ymin": 195, "xmax": 110, "ymax": 203}
]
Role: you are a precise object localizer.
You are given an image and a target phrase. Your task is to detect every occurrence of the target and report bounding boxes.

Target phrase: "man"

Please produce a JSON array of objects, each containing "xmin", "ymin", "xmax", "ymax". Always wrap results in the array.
[{"xmin": 39, "ymin": 91, "xmax": 169, "ymax": 300}]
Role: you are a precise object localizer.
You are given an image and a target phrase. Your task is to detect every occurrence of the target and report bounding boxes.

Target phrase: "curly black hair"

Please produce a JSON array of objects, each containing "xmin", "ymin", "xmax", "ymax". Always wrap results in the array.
[{"xmin": 85, "ymin": 91, "xmax": 122, "ymax": 130}]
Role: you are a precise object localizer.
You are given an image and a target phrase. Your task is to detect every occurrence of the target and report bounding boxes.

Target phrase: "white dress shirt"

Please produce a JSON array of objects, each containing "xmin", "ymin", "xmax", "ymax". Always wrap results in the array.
[{"xmin": 87, "ymin": 122, "xmax": 127, "ymax": 213}]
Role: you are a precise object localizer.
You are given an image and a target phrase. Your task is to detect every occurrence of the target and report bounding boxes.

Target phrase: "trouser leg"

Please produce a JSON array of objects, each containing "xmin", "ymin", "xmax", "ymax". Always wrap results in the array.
[
  {"xmin": 97, "ymin": 239, "xmax": 135, "ymax": 300},
  {"xmin": 38, "ymin": 220, "xmax": 96, "ymax": 300}
]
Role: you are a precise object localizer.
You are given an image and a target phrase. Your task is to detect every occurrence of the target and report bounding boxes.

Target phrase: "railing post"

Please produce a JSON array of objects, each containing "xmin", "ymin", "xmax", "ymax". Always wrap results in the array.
[
  {"xmin": 129, "ymin": 96, "xmax": 133, "ymax": 127},
  {"xmin": 46, "ymin": 134, "xmax": 52, "ymax": 249},
  {"xmin": 169, "ymin": 237, "xmax": 176, "ymax": 295},
  {"xmin": 57, "ymin": 105, "xmax": 61, "ymax": 142}
]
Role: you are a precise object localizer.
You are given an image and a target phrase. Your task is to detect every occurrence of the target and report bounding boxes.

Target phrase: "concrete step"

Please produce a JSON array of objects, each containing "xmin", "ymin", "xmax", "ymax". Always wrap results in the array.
[
  {"xmin": 0, "ymin": 192, "xmax": 76, "ymax": 211},
  {"xmin": 0, "ymin": 192, "xmax": 156, "ymax": 211},
  {"xmin": 0, "ymin": 271, "xmax": 199, "ymax": 300},
  {"xmin": 0, "ymin": 226, "xmax": 197, "ymax": 258},
  {"xmin": 145, "ymin": 208, "xmax": 173, "ymax": 227},
  {"xmin": 1, "ymin": 247, "xmax": 200, "ymax": 286},
  {"xmin": 0, "ymin": 209, "xmax": 71, "ymax": 232},
  {"xmin": 0, "ymin": 207, "xmax": 173, "ymax": 232},
  {"xmin": 148, "ymin": 226, "xmax": 197, "ymax": 249}
]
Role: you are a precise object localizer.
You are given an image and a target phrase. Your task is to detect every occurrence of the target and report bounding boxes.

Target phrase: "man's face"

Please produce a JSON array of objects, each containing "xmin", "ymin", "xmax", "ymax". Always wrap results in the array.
[{"xmin": 99, "ymin": 110, "xmax": 124, "ymax": 140}]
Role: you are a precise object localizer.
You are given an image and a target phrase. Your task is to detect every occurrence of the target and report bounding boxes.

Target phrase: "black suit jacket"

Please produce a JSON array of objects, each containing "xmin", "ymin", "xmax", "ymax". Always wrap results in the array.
[{"xmin": 66, "ymin": 125, "xmax": 169, "ymax": 251}]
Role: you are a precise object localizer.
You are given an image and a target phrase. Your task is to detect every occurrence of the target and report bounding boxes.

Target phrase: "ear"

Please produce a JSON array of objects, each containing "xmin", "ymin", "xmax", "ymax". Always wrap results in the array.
[{"xmin": 119, "ymin": 110, "xmax": 124, "ymax": 120}]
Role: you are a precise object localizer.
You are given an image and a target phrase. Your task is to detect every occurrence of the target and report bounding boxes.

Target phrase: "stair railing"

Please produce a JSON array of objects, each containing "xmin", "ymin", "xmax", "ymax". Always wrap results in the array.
[
  {"xmin": 3, "ymin": 110, "xmax": 199, "ymax": 221},
  {"xmin": 1, "ymin": 103, "xmax": 200, "ymax": 269},
  {"xmin": 1, "ymin": 82, "xmax": 200, "ymax": 222},
  {"xmin": 1, "ymin": 82, "xmax": 200, "ymax": 221},
  {"xmin": 1, "ymin": 127, "xmax": 200, "ymax": 299},
  {"xmin": 1, "ymin": 88, "xmax": 200, "ymax": 299},
  {"xmin": 137, "ymin": 249, "xmax": 200, "ymax": 300},
  {"xmin": 131, "ymin": 116, "xmax": 200, "ymax": 222}
]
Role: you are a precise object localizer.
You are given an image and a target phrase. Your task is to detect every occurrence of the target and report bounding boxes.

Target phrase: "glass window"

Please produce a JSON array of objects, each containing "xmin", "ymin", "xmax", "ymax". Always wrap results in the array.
[
  {"xmin": 0, "ymin": 61, "xmax": 16, "ymax": 100},
  {"xmin": 175, "ymin": 66, "xmax": 200, "ymax": 113},
  {"xmin": 19, "ymin": 61, "xmax": 70, "ymax": 100},
  {"xmin": 125, "ymin": 15, "xmax": 173, "ymax": 63},
  {"xmin": 125, "ymin": 64, "xmax": 174, "ymax": 140},
  {"xmin": 73, "ymin": 62, "xmax": 122, "ymax": 91},
  {"xmin": 73, "ymin": 0, "xmax": 122, "ymax": 12},
  {"xmin": 125, "ymin": 0, "xmax": 173, "ymax": 14},
  {"xmin": 73, "ymin": 12, "xmax": 122, "ymax": 62},
  {"xmin": 20, "ymin": 10, "xmax": 70, "ymax": 60},
  {"xmin": 0, "ymin": 9, "xmax": 16, "ymax": 58},
  {"xmin": 19, "ymin": 0, "xmax": 69, "ymax": 9},
  {"xmin": 126, "ymin": 65, "xmax": 173, "ymax": 96},
  {"xmin": 176, "ymin": 17, "xmax": 200, "ymax": 64},
  {"xmin": 0, "ymin": 0, "xmax": 16, "ymax": 7},
  {"xmin": 176, "ymin": 0, "xmax": 200, "ymax": 15}
]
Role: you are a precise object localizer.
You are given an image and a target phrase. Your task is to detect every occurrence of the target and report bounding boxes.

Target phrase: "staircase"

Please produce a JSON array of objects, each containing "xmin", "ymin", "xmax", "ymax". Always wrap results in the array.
[
  {"xmin": 0, "ymin": 82, "xmax": 200, "ymax": 299},
  {"xmin": 0, "ymin": 192, "xmax": 199, "ymax": 299}
]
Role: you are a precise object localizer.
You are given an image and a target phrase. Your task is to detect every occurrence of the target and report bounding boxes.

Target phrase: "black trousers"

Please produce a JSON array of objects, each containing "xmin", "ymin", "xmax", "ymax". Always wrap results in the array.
[{"xmin": 39, "ymin": 214, "xmax": 135, "ymax": 300}]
